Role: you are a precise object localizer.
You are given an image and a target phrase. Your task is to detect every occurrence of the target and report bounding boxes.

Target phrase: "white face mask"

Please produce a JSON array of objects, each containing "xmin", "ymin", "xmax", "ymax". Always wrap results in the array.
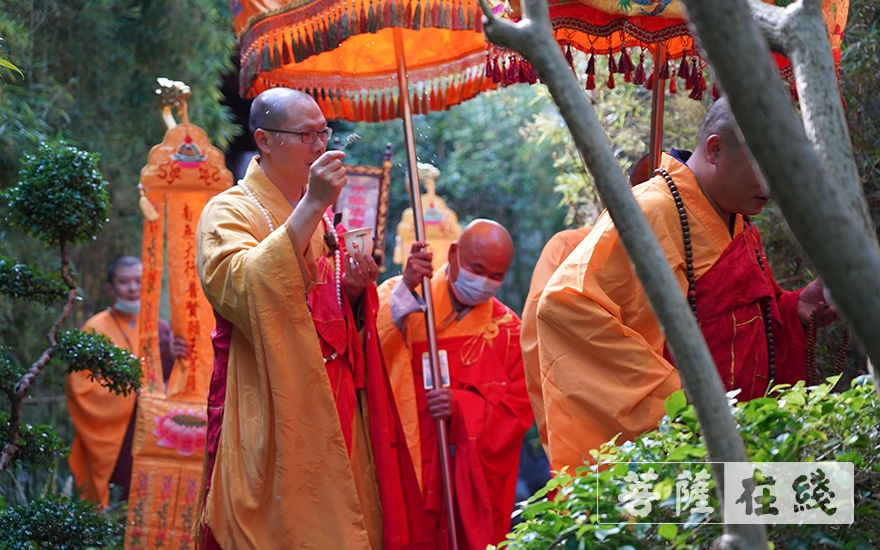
[
  {"xmin": 114, "ymin": 299, "xmax": 140, "ymax": 315},
  {"xmin": 450, "ymin": 249, "xmax": 503, "ymax": 306}
]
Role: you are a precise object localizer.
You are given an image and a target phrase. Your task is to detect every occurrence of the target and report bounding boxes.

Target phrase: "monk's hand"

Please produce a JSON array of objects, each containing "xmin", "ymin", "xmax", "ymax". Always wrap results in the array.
[
  {"xmin": 426, "ymin": 388, "xmax": 453, "ymax": 421},
  {"xmin": 342, "ymin": 251, "xmax": 378, "ymax": 302},
  {"xmin": 798, "ymin": 279, "xmax": 837, "ymax": 327},
  {"xmin": 403, "ymin": 241, "xmax": 434, "ymax": 291},
  {"xmin": 306, "ymin": 150, "xmax": 348, "ymax": 209},
  {"xmin": 169, "ymin": 336, "xmax": 190, "ymax": 359}
]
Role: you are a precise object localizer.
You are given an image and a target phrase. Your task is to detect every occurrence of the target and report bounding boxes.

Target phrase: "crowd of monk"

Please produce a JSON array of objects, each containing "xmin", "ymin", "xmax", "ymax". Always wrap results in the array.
[{"xmin": 66, "ymin": 89, "xmax": 835, "ymax": 549}]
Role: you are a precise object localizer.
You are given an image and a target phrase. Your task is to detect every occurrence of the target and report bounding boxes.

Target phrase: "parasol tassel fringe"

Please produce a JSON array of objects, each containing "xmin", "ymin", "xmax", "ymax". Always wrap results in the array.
[
  {"xmin": 689, "ymin": 67, "xmax": 705, "ymax": 100},
  {"xmin": 585, "ymin": 49, "xmax": 595, "ymax": 76},
  {"xmin": 351, "ymin": 0, "xmax": 360, "ymax": 37},
  {"xmin": 424, "ymin": 0, "xmax": 433, "ymax": 28},
  {"xmin": 327, "ymin": 14, "xmax": 339, "ymax": 51},
  {"xmin": 368, "ymin": 0, "xmax": 378, "ymax": 33},
  {"xmin": 645, "ymin": 70, "xmax": 654, "ymax": 90},
  {"xmin": 586, "ymin": 73, "xmax": 596, "ymax": 90},
  {"xmin": 669, "ymin": 74, "xmax": 677, "ymax": 94},
  {"xmin": 475, "ymin": 2, "xmax": 482, "ymax": 32},
  {"xmin": 412, "ymin": 0, "xmax": 421, "ymax": 30},
  {"xmin": 272, "ymin": 34, "xmax": 282, "ymax": 69},
  {"xmin": 281, "ymin": 30, "xmax": 292, "ymax": 65},
  {"xmin": 617, "ymin": 48, "xmax": 633, "ymax": 74},
  {"xmin": 404, "ymin": 0, "xmax": 413, "ymax": 28},
  {"xmin": 467, "ymin": 0, "xmax": 475, "ymax": 30},
  {"xmin": 678, "ymin": 52, "xmax": 690, "ymax": 82},
  {"xmin": 658, "ymin": 55, "xmax": 670, "ymax": 80},
  {"xmin": 607, "ymin": 52, "xmax": 617, "ymax": 74},
  {"xmin": 606, "ymin": 70, "xmax": 615, "ymax": 89},
  {"xmin": 564, "ymin": 42, "xmax": 575, "ymax": 73},
  {"xmin": 384, "ymin": 0, "xmax": 393, "ymax": 28},
  {"xmin": 340, "ymin": 4, "xmax": 351, "ymax": 41},
  {"xmin": 689, "ymin": 58, "xmax": 699, "ymax": 90},
  {"xmin": 359, "ymin": 0, "xmax": 368, "ymax": 33},
  {"xmin": 632, "ymin": 51, "xmax": 646, "ymax": 85},
  {"xmin": 261, "ymin": 40, "xmax": 272, "ymax": 72},
  {"xmin": 454, "ymin": 0, "xmax": 464, "ymax": 30}
]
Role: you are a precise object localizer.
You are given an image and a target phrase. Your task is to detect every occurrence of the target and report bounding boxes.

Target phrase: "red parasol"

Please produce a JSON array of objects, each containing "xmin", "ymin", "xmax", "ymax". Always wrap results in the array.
[{"xmin": 493, "ymin": 0, "xmax": 848, "ymax": 169}]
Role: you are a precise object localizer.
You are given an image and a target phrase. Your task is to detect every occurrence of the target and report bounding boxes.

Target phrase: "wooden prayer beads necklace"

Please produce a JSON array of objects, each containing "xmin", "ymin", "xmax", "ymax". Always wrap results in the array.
[
  {"xmin": 655, "ymin": 167, "xmax": 776, "ymax": 380},
  {"xmin": 238, "ymin": 181, "xmax": 344, "ymax": 312}
]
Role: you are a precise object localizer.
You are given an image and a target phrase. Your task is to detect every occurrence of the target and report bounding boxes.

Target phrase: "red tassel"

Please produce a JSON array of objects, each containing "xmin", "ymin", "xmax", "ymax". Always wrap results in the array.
[
  {"xmin": 467, "ymin": 0, "xmax": 475, "ymax": 30},
  {"xmin": 586, "ymin": 74, "xmax": 596, "ymax": 90},
  {"xmin": 351, "ymin": 1, "xmax": 360, "ymax": 36},
  {"xmin": 384, "ymin": 0, "xmax": 393, "ymax": 28},
  {"xmin": 373, "ymin": 93, "xmax": 381, "ymax": 122},
  {"xmin": 493, "ymin": 54, "xmax": 502, "ymax": 83},
  {"xmin": 618, "ymin": 49, "xmax": 633, "ymax": 74},
  {"xmin": 689, "ymin": 70, "xmax": 705, "ymax": 100},
  {"xmin": 645, "ymin": 70, "xmax": 654, "ymax": 90},
  {"xmin": 368, "ymin": 0, "xmax": 378, "ymax": 33},
  {"xmin": 475, "ymin": 2, "xmax": 483, "ymax": 32},
  {"xmin": 678, "ymin": 53, "xmax": 690, "ymax": 81},
  {"xmin": 281, "ymin": 31, "xmax": 292, "ymax": 65},
  {"xmin": 689, "ymin": 58, "xmax": 699, "ymax": 90},
  {"xmin": 404, "ymin": 0, "xmax": 412, "ymax": 27},
  {"xmin": 412, "ymin": 0, "xmax": 421, "ymax": 30},
  {"xmin": 359, "ymin": 0, "xmax": 368, "ymax": 33},
  {"xmin": 272, "ymin": 34, "xmax": 282, "ymax": 68},
  {"xmin": 453, "ymin": 0, "xmax": 463, "ymax": 30},
  {"xmin": 711, "ymin": 80, "xmax": 720, "ymax": 100},
  {"xmin": 423, "ymin": 0, "xmax": 433, "ymax": 27},
  {"xmin": 485, "ymin": 50, "xmax": 493, "ymax": 80},
  {"xmin": 607, "ymin": 71, "xmax": 615, "ymax": 89},
  {"xmin": 658, "ymin": 55, "xmax": 670, "ymax": 80},
  {"xmin": 564, "ymin": 42, "xmax": 575, "ymax": 72},
  {"xmin": 586, "ymin": 49, "xmax": 596, "ymax": 75},
  {"xmin": 607, "ymin": 52, "xmax": 617, "ymax": 74},
  {"xmin": 633, "ymin": 52, "xmax": 646, "ymax": 85},
  {"xmin": 669, "ymin": 75, "xmax": 677, "ymax": 94}
]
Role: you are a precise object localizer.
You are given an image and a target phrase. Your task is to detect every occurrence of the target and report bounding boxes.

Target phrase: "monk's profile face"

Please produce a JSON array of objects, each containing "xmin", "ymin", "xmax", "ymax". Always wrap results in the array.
[
  {"xmin": 703, "ymin": 135, "xmax": 770, "ymax": 220},
  {"xmin": 107, "ymin": 262, "xmax": 142, "ymax": 303}
]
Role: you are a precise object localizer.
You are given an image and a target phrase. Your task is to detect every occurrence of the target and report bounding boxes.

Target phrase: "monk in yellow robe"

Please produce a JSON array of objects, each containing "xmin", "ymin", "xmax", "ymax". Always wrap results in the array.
[
  {"xmin": 67, "ymin": 256, "xmax": 187, "ymax": 507},
  {"xmin": 197, "ymin": 88, "xmax": 427, "ymax": 550},
  {"xmin": 520, "ymin": 227, "xmax": 590, "ymax": 454},
  {"xmin": 537, "ymin": 97, "xmax": 835, "ymax": 471},
  {"xmin": 522, "ymin": 159, "xmax": 647, "ymax": 453},
  {"xmin": 377, "ymin": 219, "xmax": 534, "ymax": 550}
]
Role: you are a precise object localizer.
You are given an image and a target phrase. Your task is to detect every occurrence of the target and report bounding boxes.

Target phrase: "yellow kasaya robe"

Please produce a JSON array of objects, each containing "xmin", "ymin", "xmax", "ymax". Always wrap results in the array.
[
  {"xmin": 66, "ymin": 309, "xmax": 138, "ymax": 508},
  {"xmin": 520, "ymin": 227, "xmax": 591, "ymax": 454},
  {"xmin": 537, "ymin": 152, "xmax": 805, "ymax": 471},
  {"xmin": 196, "ymin": 158, "xmax": 378, "ymax": 549},
  {"xmin": 377, "ymin": 270, "xmax": 533, "ymax": 550}
]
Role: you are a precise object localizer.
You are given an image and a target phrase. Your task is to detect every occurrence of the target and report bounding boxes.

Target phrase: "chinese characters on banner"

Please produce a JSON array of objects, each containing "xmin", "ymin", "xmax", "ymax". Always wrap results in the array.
[{"xmin": 603, "ymin": 462, "xmax": 853, "ymax": 525}]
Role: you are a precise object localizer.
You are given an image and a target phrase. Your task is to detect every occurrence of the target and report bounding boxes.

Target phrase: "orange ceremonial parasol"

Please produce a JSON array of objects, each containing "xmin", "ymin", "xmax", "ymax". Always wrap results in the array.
[
  {"xmin": 494, "ymin": 0, "xmax": 848, "ymax": 169},
  {"xmin": 230, "ymin": 1, "xmax": 520, "ymax": 546}
]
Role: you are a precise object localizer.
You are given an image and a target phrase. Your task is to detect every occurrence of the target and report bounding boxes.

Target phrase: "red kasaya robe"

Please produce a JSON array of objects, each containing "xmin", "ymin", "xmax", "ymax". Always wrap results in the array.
[{"xmin": 378, "ymin": 272, "xmax": 534, "ymax": 550}]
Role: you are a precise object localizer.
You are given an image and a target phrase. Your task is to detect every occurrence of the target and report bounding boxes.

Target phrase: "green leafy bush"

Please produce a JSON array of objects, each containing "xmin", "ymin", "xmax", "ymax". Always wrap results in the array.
[
  {"xmin": 2, "ymin": 141, "xmax": 109, "ymax": 248},
  {"xmin": 0, "ymin": 256, "xmax": 67, "ymax": 306},
  {"xmin": 0, "ymin": 494, "xmax": 124, "ymax": 549},
  {"xmin": 52, "ymin": 329, "xmax": 142, "ymax": 397},
  {"xmin": 500, "ymin": 378, "xmax": 880, "ymax": 549}
]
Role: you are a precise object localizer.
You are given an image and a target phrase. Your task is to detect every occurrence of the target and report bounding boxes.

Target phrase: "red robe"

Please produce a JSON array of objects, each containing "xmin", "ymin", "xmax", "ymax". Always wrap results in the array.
[{"xmin": 378, "ymin": 272, "xmax": 533, "ymax": 550}]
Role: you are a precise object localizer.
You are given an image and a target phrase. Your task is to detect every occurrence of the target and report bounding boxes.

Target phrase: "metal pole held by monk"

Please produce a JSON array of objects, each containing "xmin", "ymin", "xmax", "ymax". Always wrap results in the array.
[{"xmin": 394, "ymin": 28, "xmax": 461, "ymax": 550}]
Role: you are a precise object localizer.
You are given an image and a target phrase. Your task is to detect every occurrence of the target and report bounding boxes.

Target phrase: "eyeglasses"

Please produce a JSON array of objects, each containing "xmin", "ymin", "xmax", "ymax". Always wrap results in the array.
[{"xmin": 260, "ymin": 127, "xmax": 333, "ymax": 144}]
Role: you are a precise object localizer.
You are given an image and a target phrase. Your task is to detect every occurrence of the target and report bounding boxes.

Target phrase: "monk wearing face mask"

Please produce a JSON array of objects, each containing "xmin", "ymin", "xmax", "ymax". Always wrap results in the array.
[{"xmin": 377, "ymin": 218, "xmax": 534, "ymax": 550}]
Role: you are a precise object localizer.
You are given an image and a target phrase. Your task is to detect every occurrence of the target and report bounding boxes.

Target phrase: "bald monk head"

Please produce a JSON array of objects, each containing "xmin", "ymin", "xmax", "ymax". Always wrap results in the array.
[
  {"xmin": 249, "ymin": 87, "xmax": 335, "ymax": 202},
  {"xmin": 447, "ymin": 219, "xmax": 514, "ymax": 306},
  {"xmin": 687, "ymin": 96, "xmax": 771, "ymax": 223}
]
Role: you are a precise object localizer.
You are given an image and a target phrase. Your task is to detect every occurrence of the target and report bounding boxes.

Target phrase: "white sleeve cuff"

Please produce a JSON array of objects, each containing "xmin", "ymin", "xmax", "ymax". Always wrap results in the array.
[{"xmin": 391, "ymin": 280, "xmax": 426, "ymax": 332}]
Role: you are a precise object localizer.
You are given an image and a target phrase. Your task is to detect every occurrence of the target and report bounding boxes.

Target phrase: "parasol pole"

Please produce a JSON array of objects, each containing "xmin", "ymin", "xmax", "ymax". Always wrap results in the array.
[
  {"xmin": 649, "ymin": 41, "xmax": 666, "ymax": 171},
  {"xmin": 393, "ymin": 27, "xmax": 461, "ymax": 550}
]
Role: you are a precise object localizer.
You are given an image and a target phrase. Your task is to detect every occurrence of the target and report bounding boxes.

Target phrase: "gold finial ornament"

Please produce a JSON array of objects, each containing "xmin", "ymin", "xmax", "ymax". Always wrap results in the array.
[{"xmin": 155, "ymin": 77, "xmax": 191, "ymax": 129}]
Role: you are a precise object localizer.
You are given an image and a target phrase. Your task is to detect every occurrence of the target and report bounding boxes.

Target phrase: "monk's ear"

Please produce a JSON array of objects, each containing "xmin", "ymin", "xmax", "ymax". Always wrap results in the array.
[
  {"xmin": 253, "ymin": 128, "xmax": 272, "ymax": 155},
  {"xmin": 705, "ymin": 134, "xmax": 724, "ymax": 166},
  {"xmin": 104, "ymin": 281, "xmax": 115, "ymax": 299}
]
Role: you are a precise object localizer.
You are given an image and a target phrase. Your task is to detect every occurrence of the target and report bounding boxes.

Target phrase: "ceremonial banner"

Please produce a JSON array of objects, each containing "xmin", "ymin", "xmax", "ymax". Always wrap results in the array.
[{"xmin": 124, "ymin": 114, "xmax": 232, "ymax": 549}]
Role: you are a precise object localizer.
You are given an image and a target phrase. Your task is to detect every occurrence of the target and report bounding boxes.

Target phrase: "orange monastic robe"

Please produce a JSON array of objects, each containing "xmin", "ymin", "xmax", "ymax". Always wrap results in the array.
[
  {"xmin": 196, "ymin": 159, "xmax": 377, "ymax": 549},
  {"xmin": 66, "ymin": 309, "xmax": 137, "ymax": 507},
  {"xmin": 377, "ymin": 271, "xmax": 533, "ymax": 550},
  {"xmin": 537, "ymin": 152, "xmax": 806, "ymax": 471},
  {"xmin": 520, "ymin": 227, "xmax": 590, "ymax": 453}
]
